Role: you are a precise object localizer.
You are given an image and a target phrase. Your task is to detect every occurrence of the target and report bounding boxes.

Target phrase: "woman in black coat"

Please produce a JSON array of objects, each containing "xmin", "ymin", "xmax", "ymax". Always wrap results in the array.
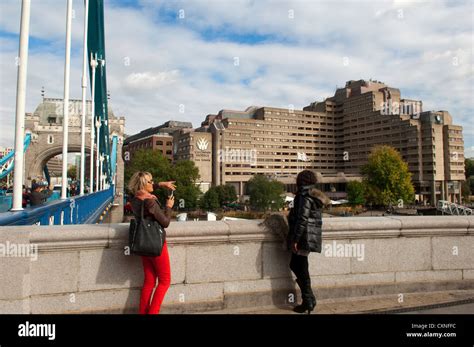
[{"xmin": 287, "ymin": 170, "xmax": 330, "ymax": 314}]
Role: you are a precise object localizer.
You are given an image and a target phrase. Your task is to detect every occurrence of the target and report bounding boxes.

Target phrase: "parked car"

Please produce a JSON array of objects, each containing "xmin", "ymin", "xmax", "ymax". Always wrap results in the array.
[{"xmin": 224, "ymin": 203, "xmax": 244, "ymax": 211}]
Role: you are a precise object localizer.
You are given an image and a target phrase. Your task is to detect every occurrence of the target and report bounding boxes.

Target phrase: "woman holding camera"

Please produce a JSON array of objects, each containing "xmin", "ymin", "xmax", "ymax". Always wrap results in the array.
[{"xmin": 128, "ymin": 171, "xmax": 176, "ymax": 314}]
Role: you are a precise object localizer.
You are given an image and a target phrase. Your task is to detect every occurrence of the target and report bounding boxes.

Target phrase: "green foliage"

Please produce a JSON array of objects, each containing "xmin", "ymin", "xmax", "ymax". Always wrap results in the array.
[
  {"xmin": 175, "ymin": 184, "xmax": 201, "ymax": 210},
  {"xmin": 125, "ymin": 149, "xmax": 201, "ymax": 208},
  {"xmin": 173, "ymin": 160, "xmax": 201, "ymax": 209},
  {"xmin": 361, "ymin": 145, "xmax": 415, "ymax": 207},
  {"xmin": 347, "ymin": 181, "xmax": 365, "ymax": 205},
  {"xmin": 124, "ymin": 149, "xmax": 172, "ymax": 184},
  {"xmin": 463, "ymin": 159, "xmax": 474, "ymax": 197},
  {"xmin": 465, "ymin": 158, "xmax": 474, "ymax": 178},
  {"xmin": 67, "ymin": 165, "xmax": 77, "ymax": 180},
  {"xmin": 200, "ymin": 187, "xmax": 220, "ymax": 211},
  {"xmin": 199, "ymin": 184, "xmax": 237, "ymax": 211},
  {"xmin": 461, "ymin": 179, "xmax": 471, "ymax": 200},
  {"xmin": 215, "ymin": 185, "xmax": 238, "ymax": 205},
  {"xmin": 173, "ymin": 160, "xmax": 200, "ymax": 185},
  {"xmin": 247, "ymin": 174, "xmax": 285, "ymax": 211}
]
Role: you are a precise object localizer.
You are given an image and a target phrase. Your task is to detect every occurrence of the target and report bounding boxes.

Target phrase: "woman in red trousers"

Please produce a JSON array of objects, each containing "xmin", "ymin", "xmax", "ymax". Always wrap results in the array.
[{"xmin": 128, "ymin": 171, "xmax": 175, "ymax": 314}]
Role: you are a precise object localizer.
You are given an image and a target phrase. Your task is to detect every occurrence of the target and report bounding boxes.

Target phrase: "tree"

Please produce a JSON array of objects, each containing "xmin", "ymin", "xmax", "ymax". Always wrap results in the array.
[
  {"xmin": 465, "ymin": 158, "xmax": 474, "ymax": 179},
  {"xmin": 464, "ymin": 159, "xmax": 474, "ymax": 196},
  {"xmin": 347, "ymin": 181, "xmax": 365, "ymax": 205},
  {"xmin": 200, "ymin": 188, "xmax": 220, "ymax": 211},
  {"xmin": 173, "ymin": 160, "xmax": 200, "ymax": 186},
  {"xmin": 173, "ymin": 160, "xmax": 201, "ymax": 209},
  {"xmin": 198, "ymin": 184, "xmax": 237, "ymax": 211},
  {"xmin": 461, "ymin": 179, "xmax": 471, "ymax": 201},
  {"xmin": 67, "ymin": 165, "xmax": 77, "ymax": 181},
  {"xmin": 124, "ymin": 149, "xmax": 201, "ymax": 208},
  {"xmin": 175, "ymin": 184, "xmax": 201, "ymax": 210},
  {"xmin": 247, "ymin": 174, "xmax": 285, "ymax": 211},
  {"xmin": 215, "ymin": 184, "xmax": 237, "ymax": 205},
  {"xmin": 361, "ymin": 145, "xmax": 415, "ymax": 207},
  {"xmin": 125, "ymin": 149, "xmax": 172, "ymax": 186}
]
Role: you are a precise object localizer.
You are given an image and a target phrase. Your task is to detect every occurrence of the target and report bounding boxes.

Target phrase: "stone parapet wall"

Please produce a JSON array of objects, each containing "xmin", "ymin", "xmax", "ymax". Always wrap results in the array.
[{"xmin": 0, "ymin": 216, "xmax": 473, "ymax": 313}]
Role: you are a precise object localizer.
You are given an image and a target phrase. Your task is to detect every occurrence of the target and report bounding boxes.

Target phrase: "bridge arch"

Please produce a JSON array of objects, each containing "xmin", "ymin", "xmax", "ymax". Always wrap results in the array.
[{"xmin": 26, "ymin": 144, "xmax": 92, "ymax": 184}]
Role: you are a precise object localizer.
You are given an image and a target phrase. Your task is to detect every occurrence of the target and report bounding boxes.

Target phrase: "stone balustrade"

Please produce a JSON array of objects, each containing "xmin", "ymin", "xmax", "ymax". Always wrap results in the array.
[{"xmin": 0, "ymin": 216, "xmax": 473, "ymax": 313}]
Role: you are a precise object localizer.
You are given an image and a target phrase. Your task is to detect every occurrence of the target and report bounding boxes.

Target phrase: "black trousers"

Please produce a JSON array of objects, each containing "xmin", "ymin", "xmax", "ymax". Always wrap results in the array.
[
  {"xmin": 290, "ymin": 252, "xmax": 315, "ymax": 301},
  {"xmin": 289, "ymin": 252, "xmax": 310, "ymax": 282}
]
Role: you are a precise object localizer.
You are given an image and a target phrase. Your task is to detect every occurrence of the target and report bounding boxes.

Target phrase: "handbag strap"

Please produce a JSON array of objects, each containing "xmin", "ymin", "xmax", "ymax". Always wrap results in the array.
[{"xmin": 140, "ymin": 199, "xmax": 145, "ymax": 220}]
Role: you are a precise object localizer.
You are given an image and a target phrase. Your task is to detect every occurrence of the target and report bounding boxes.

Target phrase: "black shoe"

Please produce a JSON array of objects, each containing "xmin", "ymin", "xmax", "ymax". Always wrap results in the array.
[
  {"xmin": 293, "ymin": 299, "xmax": 315, "ymax": 314},
  {"xmin": 311, "ymin": 294, "xmax": 317, "ymax": 308},
  {"xmin": 293, "ymin": 277, "xmax": 316, "ymax": 314}
]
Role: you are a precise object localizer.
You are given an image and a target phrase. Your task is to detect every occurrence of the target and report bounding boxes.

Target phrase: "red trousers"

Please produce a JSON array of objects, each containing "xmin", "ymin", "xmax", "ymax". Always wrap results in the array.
[{"xmin": 139, "ymin": 241, "xmax": 171, "ymax": 314}]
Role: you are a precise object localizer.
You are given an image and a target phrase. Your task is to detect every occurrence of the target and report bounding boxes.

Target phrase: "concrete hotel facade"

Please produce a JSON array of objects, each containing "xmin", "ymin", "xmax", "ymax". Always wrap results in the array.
[
  {"xmin": 175, "ymin": 80, "xmax": 464, "ymax": 205},
  {"xmin": 123, "ymin": 121, "xmax": 193, "ymax": 161},
  {"xmin": 173, "ymin": 129, "xmax": 213, "ymax": 193}
]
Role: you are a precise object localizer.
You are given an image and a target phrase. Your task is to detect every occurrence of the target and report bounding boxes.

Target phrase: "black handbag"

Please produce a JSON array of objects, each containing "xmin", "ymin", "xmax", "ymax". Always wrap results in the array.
[{"xmin": 129, "ymin": 200, "xmax": 165, "ymax": 256}]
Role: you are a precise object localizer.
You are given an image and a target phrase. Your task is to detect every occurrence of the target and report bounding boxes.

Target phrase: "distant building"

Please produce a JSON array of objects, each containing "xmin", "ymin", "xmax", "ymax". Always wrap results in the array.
[
  {"xmin": 174, "ymin": 80, "xmax": 464, "ymax": 205},
  {"xmin": 46, "ymin": 156, "xmax": 62, "ymax": 177},
  {"xmin": 173, "ymin": 128, "xmax": 212, "ymax": 193},
  {"xmin": 123, "ymin": 121, "xmax": 193, "ymax": 161},
  {"xmin": 0, "ymin": 147, "xmax": 13, "ymax": 159},
  {"xmin": 24, "ymin": 97, "xmax": 125, "ymax": 187},
  {"xmin": 304, "ymin": 79, "xmax": 464, "ymax": 205}
]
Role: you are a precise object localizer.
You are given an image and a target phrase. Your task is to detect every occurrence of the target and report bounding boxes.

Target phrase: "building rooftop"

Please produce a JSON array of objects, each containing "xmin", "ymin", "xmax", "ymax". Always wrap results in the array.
[
  {"xmin": 217, "ymin": 106, "xmax": 261, "ymax": 119},
  {"xmin": 123, "ymin": 120, "xmax": 193, "ymax": 145}
]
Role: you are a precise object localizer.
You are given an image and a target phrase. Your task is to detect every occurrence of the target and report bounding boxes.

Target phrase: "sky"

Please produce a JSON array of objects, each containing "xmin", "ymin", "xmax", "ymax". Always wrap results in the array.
[{"xmin": 0, "ymin": 0, "xmax": 473, "ymax": 157}]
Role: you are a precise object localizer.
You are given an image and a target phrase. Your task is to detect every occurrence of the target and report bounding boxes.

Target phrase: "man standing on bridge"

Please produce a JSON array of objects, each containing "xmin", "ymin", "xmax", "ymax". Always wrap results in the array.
[{"xmin": 29, "ymin": 181, "xmax": 53, "ymax": 207}]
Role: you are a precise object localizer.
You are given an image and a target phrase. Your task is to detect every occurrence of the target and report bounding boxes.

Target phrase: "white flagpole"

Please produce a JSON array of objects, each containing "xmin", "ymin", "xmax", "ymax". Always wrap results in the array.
[
  {"xmin": 95, "ymin": 116, "xmax": 100, "ymax": 191},
  {"xmin": 90, "ymin": 53, "xmax": 97, "ymax": 192},
  {"xmin": 11, "ymin": 0, "xmax": 31, "ymax": 211},
  {"xmin": 99, "ymin": 154, "xmax": 103, "ymax": 190},
  {"xmin": 95, "ymin": 58, "xmax": 105, "ymax": 192},
  {"xmin": 61, "ymin": 0, "xmax": 73, "ymax": 199},
  {"xmin": 80, "ymin": 0, "xmax": 89, "ymax": 195}
]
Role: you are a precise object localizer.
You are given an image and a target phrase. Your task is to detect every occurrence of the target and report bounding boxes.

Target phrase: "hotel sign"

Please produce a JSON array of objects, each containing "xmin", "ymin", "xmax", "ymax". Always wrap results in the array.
[{"xmin": 196, "ymin": 137, "xmax": 209, "ymax": 151}]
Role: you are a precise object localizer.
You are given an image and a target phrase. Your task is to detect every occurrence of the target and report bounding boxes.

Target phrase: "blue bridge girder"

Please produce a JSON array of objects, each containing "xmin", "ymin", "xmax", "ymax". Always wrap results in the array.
[{"xmin": 0, "ymin": 185, "xmax": 114, "ymax": 226}]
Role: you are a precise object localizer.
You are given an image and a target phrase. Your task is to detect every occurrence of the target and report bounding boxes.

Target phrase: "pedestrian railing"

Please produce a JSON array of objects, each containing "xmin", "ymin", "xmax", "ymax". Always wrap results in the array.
[
  {"xmin": 0, "ymin": 185, "xmax": 114, "ymax": 226},
  {"xmin": 437, "ymin": 200, "xmax": 473, "ymax": 215},
  {"xmin": 0, "ymin": 191, "xmax": 61, "ymax": 213}
]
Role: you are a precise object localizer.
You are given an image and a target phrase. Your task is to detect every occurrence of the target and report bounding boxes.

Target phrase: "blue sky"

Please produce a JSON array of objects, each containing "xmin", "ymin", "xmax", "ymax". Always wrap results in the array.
[{"xmin": 0, "ymin": 0, "xmax": 472, "ymax": 157}]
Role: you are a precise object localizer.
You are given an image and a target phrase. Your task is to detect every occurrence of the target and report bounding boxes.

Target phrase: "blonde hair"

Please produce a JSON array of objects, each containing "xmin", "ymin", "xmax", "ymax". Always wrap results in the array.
[{"xmin": 128, "ymin": 171, "xmax": 152, "ymax": 195}]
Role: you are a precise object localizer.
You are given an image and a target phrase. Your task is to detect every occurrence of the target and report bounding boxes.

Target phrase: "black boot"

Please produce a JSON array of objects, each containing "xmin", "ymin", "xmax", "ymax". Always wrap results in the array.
[{"xmin": 293, "ymin": 278, "xmax": 316, "ymax": 314}]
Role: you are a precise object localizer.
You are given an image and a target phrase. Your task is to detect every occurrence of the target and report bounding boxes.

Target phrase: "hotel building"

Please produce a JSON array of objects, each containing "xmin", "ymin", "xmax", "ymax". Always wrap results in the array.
[{"xmin": 176, "ymin": 80, "xmax": 465, "ymax": 205}]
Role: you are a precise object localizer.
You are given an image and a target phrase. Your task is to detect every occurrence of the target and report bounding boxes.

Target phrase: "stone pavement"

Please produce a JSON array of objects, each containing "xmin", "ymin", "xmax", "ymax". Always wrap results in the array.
[
  {"xmin": 405, "ymin": 302, "xmax": 474, "ymax": 314},
  {"xmin": 202, "ymin": 290, "xmax": 474, "ymax": 314}
]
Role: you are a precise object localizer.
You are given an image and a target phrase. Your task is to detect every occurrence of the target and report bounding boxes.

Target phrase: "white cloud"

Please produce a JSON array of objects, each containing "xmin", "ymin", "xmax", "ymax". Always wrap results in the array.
[
  {"xmin": 0, "ymin": 0, "xmax": 472, "ymax": 157},
  {"xmin": 124, "ymin": 70, "xmax": 179, "ymax": 89},
  {"xmin": 465, "ymin": 146, "xmax": 474, "ymax": 159}
]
